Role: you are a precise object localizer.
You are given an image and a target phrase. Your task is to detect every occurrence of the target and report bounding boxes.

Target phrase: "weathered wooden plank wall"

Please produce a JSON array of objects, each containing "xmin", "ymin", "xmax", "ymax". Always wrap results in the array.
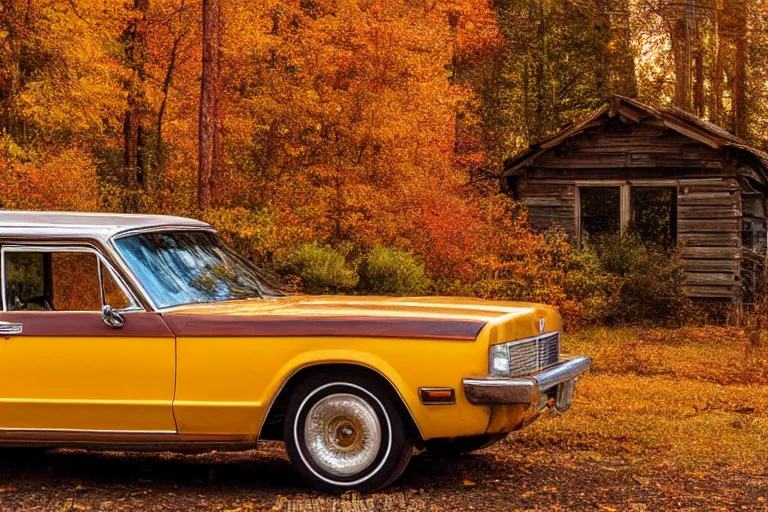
[
  {"xmin": 678, "ymin": 179, "xmax": 741, "ymax": 299},
  {"xmin": 517, "ymin": 181, "xmax": 576, "ymax": 237}
]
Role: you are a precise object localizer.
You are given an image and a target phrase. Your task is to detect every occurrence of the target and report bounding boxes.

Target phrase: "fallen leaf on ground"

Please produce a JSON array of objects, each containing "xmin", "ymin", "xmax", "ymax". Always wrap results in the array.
[{"xmin": 633, "ymin": 476, "xmax": 652, "ymax": 486}]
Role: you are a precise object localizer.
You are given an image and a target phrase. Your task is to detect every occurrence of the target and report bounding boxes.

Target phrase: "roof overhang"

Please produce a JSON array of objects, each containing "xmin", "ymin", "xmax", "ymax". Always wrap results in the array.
[{"xmin": 502, "ymin": 95, "xmax": 768, "ymax": 186}]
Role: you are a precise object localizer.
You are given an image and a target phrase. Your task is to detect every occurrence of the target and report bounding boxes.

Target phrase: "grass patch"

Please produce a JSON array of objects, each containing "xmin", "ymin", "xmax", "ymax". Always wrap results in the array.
[
  {"xmin": 509, "ymin": 327, "xmax": 768, "ymax": 472},
  {"xmin": 564, "ymin": 327, "xmax": 768, "ymax": 385}
]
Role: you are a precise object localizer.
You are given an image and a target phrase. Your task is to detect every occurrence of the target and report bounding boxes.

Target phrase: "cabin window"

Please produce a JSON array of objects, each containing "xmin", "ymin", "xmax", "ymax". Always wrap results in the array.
[
  {"xmin": 578, "ymin": 184, "xmax": 677, "ymax": 247},
  {"xmin": 631, "ymin": 187, "xmax": 677, "ymax": 249},
  {"xmin": 579, "ymin": 187, "xmax": 621, "ymax": 243},
  {"xmin": 742, "ymin": 194, "xmax": 767, "ymax": 252}
]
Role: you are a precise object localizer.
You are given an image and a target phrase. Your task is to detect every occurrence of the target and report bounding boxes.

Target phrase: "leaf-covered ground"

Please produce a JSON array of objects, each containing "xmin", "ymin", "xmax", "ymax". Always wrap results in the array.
[{"xmin": 1, "ymin": 327, "xmax": 767, "ymax": 511}]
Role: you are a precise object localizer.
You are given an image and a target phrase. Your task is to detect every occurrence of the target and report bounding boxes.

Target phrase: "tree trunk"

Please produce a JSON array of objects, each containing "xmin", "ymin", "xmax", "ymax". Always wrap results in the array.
[
  {"xmin": 122, "ymin": 0, "xmax": 149, "ymax": 211},
  {"xmin": 605, "ymin": 2, "xmax": 637, "ymax": 98},
  {"xmin": 672, "ymin": 11, "xmax": 692, "ymax": 111},
  {"xmin": 710, "ymin": 11, "xmax": 724, "ymax": 126},
  {"xmin": 719, "ymin": 0, "xmax": 747, "ymax": 137},
  {"xmin": 523, "ymin": 61, "xmax": 530, "ymax": 144},
  {"xmin": 533, "ymin": 0, "xmax": 545, "ymax": 140},
  {"xmin": 733, "ymin": 35, "xmax": 747, "ymax": 138},
  {"xmin": 692, "ymin": 10, "xmax": 704, "ymax": 116},
  {"xmin": 199, "ymin": 0, "xmax": 222, "ymax": 210},
  {"xmin": 731, "ymin": 0, "xmax": 747, "ymax": 138},
  {"xmin": 156, "ymin": 35, "xmax": 181, "ymax": 172}
]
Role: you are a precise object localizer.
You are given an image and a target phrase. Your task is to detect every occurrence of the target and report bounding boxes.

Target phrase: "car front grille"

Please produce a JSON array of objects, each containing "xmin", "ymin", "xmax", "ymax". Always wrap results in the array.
[{"xmin": 507, "ymin": 332, "xmax": 560, "ymax": 377}]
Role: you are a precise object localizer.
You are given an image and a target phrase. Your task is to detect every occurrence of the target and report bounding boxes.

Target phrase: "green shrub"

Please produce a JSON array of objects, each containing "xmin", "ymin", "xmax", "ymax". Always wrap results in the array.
[
  {"xmin": 592, "ymin": 232, "xmax": 690, "ymax": 325},
  {"xmin": 358, "ymin": 246, "xmax": 432, "ymax": 295},
  {"xmin": 280, "ymin": 243, "xmax": 359, "ymax": 294},
  {"xmin": 558, "ymin": 240, "xmax": 617, "ymax": 327}
]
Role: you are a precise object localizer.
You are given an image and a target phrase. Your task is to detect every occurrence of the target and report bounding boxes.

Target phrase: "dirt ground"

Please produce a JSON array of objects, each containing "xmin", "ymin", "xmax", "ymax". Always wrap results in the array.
[
  {"xmin": 1, "ymin": 327, "xmax": 767, "ymax": 511},
  {"xmin": 0, "ymin": 439, "xmax": 764, "ymax": 511}
]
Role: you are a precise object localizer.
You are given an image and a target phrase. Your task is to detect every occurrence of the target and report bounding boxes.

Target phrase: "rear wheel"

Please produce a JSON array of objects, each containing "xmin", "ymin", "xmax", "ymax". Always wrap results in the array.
[
  {"xmin": 425, "ymin": 434, "xmax": 507, "ymax": 458},
  {"xmin": 283, "ymin": 374, "xmax": 413, "ymax": 493}
]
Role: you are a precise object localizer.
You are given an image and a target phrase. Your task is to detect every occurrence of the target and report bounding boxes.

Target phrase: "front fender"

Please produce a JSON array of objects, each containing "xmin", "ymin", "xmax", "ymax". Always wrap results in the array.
[{"xmin": 258, "ymin": 349, "xmax": 425, "ymax": 439}]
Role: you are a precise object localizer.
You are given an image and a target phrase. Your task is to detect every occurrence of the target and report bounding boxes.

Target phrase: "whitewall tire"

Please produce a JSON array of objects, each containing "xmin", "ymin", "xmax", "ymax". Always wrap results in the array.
[{"xmin": 283, "ymin": 374, "xmax": 413, "ymax": 493}]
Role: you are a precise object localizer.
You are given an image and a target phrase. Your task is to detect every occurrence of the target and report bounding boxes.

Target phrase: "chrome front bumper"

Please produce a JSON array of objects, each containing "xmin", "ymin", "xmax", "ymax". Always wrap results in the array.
[{"xmin": 463, "ymin": 356, "xmax": 592, "ymax": 413}]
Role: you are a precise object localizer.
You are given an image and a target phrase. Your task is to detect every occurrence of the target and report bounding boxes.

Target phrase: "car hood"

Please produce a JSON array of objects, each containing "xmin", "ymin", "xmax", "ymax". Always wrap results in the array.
[{"xmin": 161, "ymin": 295, "xmax": 560, "ymax": 343}]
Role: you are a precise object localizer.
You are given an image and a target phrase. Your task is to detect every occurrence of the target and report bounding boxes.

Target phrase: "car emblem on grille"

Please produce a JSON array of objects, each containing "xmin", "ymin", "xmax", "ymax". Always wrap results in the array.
[{"xmin": 538, "ymin": 317, "xmax": 545, "ymax": 334}]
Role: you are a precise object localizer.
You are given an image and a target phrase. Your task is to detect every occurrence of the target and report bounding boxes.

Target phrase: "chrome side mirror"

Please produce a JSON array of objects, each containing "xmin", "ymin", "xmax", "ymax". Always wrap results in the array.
[{"xmin": 101, "ymin": 305, "xmax": 125, "ymax": 329}]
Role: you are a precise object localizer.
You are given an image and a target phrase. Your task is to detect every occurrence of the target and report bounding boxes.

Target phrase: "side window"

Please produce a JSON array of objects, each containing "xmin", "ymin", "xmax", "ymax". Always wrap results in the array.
[
  {"xmin": 101, "ymin": 262, "xmax": 132, "ymax": 310},
  {"xmin": 50, "ymin": 253, "xmax": 102, "ymax": 311},
  {"xmin": 4, "ymin": 250, "xmax": 131, "ymax": 312},
  {"xmin": 5, "ymin": 253, "xmax": 47, "ymax": 311}
]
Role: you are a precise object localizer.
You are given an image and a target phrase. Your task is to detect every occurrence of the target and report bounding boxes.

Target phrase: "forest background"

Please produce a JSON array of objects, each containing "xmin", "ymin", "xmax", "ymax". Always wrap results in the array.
[{"xmin": 1, "ymin": 0, "xmax": 766, "ymax": 328}]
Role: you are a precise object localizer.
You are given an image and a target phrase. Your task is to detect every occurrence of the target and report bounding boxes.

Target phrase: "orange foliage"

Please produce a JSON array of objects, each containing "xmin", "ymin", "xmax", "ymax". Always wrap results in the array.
[
  {"xmin": 0, "ymin": 0, "xmax": 610, "ymax": 327},
  {"xmin": 213, "ymin": 0, "xmax": 501, "ymax": 267},
  {"xmin": 0, "ymin": 146, "xmax": 100, "ymax": 212}
]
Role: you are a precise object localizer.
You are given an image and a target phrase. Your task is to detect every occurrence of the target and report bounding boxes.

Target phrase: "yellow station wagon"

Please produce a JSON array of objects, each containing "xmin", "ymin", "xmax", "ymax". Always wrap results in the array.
[{"xmin": 0, "ymin": 211, "xmax": 590, "ymax": 492}]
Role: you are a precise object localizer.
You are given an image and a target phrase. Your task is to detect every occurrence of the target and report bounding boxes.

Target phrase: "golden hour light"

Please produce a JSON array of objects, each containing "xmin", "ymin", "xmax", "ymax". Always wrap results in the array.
[{"xmin": 0, "ymin": 0, "xmax": 766, "ymax": 508}]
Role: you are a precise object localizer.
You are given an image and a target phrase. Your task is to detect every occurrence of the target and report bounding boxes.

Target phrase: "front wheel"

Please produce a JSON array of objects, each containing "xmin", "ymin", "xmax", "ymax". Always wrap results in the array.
[{"xmin": 283, "ymin": 374, "xmax": 413, "ymax": 493}]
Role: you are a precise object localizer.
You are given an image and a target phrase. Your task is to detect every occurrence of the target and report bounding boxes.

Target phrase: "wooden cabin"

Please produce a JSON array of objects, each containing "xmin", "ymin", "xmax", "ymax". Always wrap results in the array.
[{"xmin": 502, "ymin": 96, "xmax": 768, "ymax": 301}]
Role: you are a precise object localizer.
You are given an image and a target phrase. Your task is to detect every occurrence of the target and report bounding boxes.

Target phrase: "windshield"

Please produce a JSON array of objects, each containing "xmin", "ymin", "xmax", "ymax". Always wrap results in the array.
[{"xmin": 114, "ymin": 230, "xmax": 280, "ymax": 309}]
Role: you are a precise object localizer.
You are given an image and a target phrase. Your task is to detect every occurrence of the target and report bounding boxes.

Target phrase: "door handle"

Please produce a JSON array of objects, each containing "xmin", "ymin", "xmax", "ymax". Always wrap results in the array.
[{"xmin": 0, "ymin": 321, "xmax": 22, "ymax": 336}]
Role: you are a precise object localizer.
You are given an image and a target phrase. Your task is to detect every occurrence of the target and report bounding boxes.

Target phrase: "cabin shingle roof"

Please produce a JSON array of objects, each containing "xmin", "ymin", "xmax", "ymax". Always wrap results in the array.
[{"xmin": 503, "ymin": 95, "xmax": 768, "ymax": 183}]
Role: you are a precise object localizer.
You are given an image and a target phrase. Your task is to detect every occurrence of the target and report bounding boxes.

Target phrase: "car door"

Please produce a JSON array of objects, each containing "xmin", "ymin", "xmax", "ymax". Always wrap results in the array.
[{"xmin": 0, "ymin": 244, "xmax": 177, "ymax": 434}]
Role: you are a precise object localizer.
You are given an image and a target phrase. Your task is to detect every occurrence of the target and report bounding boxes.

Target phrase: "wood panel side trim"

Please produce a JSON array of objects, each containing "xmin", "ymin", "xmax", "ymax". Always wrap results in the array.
[
  {"xmin": 0, "ymin": 312, "xmax": 174, "ymax": 337},
  {"xmin": 163, "ymin": 314, "xmax": 486, "ymax": 341}
]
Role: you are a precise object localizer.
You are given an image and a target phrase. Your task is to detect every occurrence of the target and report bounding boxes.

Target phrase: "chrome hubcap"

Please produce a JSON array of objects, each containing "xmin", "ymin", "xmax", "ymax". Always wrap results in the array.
[{"xmin": 303, "ymin": 393, "xmax": 382, "ymax": 477}]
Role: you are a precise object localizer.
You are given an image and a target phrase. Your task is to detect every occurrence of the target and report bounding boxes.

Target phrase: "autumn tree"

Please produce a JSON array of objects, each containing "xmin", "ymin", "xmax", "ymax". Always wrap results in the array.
[
  {"xmin": 122, "ymin": 0, "xmax": 150, "ymax": 211},
  {"xmin": 630, "ymin": 0, "xmax": 767, "ymax": 145},
  {"xmin": 722, "ymin": 0, "xmax": 748, "ymax": 137},
  {"xmin": 745, "ymin": 0, "xmax": 768, "ymax": 144},
  {"xmin": 665, "ymin": 2, "xmax": 696, "ymax": 111},
  {"xmin": 153, "ymin": 0, "xmax": 195, "ymax": 169},
  {"xmin": 0, "ymin": 0, "xmax": 127, "ymax": 210},
  {"xmin": 198, "ymin": 0, "xmax": 221, "ymax": 209},
  {"xmin": 476, "ymin": 0, "xmax": 618, "ymax": 160},
  {"xmin": 604, "ymin": 0, "xmax": 637, "ymax": 98}
]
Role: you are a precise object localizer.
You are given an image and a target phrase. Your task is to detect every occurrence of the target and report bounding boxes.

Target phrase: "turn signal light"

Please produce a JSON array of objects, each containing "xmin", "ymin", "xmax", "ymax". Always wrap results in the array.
[{"xmin": 419, "ymin": 387, "xmax": 456, "ymax": 405}]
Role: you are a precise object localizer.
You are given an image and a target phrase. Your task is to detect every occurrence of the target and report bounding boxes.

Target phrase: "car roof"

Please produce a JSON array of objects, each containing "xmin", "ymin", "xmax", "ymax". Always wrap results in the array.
[{"xmin": 0, "ymin": 210, "xmax": 212, "ymax": 243}]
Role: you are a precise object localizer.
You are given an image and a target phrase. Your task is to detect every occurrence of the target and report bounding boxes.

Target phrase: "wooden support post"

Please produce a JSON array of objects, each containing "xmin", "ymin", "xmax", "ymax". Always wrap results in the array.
[{"xmin": 620, "ymin": 183, "xmax": 631, "ymax": 234}]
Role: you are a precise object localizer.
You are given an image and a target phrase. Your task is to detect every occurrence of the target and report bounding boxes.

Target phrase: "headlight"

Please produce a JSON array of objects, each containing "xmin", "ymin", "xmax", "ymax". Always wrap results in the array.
[
  {"xmin": 489, "ymin": 343, "xmax": 511, "ymax": 377},
  {"xmin": 488, "ymin": 332, "xmax": 561, "ymax": 378}
]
